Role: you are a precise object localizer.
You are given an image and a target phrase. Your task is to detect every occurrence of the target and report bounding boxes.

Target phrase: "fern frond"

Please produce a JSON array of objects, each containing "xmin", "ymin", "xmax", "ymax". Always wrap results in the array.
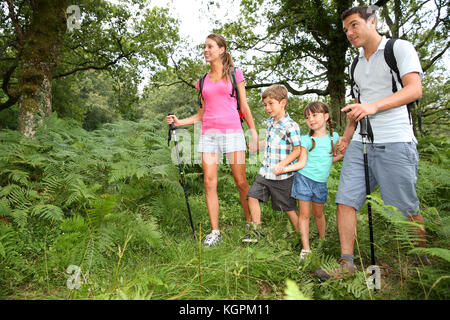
[
  {"xmin": 0, "ymin": 169, "xmax": 30, "ymax": 185},
  {"xmin": 10, "ymin": 208, "xmax": 29, "ymax": 228},
  {"xmin": 5, "ymin": 185, "xmax": 38, "ymax": 210},
  {"xmin": 86, "ymin": 194, "xmax": 117, "ymax": 229},
  {"xmin": 65, "ymin": 178, "xmax": 96, "ymax": 206},
  {"xmin": 408, "ymin": 247, "xmax": 450, "ymax": 263},
  {"xmin": 0, "ymin": 198, "xmax": 10, "ymax": 217},
  {"xmin": 30, "ymin": 204, "xmax": 64, "ymax": 222}
]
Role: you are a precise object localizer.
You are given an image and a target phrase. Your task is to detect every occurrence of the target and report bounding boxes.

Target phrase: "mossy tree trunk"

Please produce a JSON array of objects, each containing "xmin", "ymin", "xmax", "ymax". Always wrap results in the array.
[
  {"xmin": 18, "ymin": 0, "xmax": 68, "ymax": 137},
  {"xmin": 326, "ymin": 39, "xmax": 348, "ymax": 129}
]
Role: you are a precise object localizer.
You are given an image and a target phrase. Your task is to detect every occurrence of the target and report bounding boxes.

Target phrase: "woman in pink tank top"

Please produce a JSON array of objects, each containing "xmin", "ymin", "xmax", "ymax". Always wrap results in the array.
[{"xmin": 166, "ymin": 34, "xmax": 258, "ymax": 247}]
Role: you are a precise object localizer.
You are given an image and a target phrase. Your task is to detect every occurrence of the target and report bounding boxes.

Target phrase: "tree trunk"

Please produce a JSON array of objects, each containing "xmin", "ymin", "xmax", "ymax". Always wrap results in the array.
[
  {"xmin": 326, "ymin": 43, "xmax": 348, "ymax": 130},
  {"xmin": 327, "ymin": 74, "xmax": 346, "ymax": 130},
  {"xmin": 18, "ymin": 0, "xmax": 68, "ymax": 137}
]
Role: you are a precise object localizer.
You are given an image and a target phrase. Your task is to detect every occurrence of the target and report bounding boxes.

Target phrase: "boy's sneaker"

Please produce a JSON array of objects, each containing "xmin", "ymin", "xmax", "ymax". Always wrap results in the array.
[
  {"xmin": 204, "ymin": 230, "xmax": 223, "ymax": 247},
  {"xmin": 242, "ymin": 224, "xmax": 265, "ymax": 243},
  {"xmin": 242, "ymin": 231, "xmax": 266, "ymax": 243},
  {"xmin": 314, "ymin": 258, "xmax": 357, "ymax": 281},
  {"xmin": 299, "ymin": 249, "xmax": 311, "ymax": 261}
]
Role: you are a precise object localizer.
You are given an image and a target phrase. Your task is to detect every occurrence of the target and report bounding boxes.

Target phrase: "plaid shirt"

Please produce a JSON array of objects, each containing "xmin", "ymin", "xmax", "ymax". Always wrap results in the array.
[{"xmin": 260, "ymin": 113, "xmax": 301, "ymax": 180}]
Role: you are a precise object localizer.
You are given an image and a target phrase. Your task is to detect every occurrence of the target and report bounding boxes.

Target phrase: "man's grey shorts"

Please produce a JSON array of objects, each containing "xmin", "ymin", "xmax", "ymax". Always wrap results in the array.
[
  {"xmin": 248, "ymin": 175, "xmax": 297, "ymax": 212},
  {"xmin": 198, "ymin": 132, "xmax": 246, "ymax": 154},
  {"xmin": 336, "ymin": 140, "xmax": 420, "ymax": 217}
]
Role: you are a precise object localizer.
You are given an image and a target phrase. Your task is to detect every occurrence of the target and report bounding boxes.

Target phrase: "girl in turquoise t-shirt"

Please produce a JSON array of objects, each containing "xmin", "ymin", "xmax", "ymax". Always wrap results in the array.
[{"xmin": 274, "ymin": 102, "xmax": 343, "ymax": 261}]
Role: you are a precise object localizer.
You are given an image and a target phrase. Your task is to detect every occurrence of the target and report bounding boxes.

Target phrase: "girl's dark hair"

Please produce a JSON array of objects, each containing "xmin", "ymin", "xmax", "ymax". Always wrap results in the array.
[
  {"xmin": 206, "ymin": 33, "xmax": 234, "ymax": 80},
  {"xmin": 304, "ymin": 101, "xmax": 336, "ymax": 156}
]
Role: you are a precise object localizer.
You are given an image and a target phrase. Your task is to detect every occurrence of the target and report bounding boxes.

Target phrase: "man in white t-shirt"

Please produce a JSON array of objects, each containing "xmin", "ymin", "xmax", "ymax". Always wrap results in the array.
[{"xmin": 315, "ymin": 6, "xmax": 429, "ymax": 281}]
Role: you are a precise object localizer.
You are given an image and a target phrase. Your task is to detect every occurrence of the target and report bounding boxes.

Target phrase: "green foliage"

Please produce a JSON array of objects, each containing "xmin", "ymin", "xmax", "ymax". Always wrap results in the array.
[
  {"xmin": 417, "ymin": 136, "xmax": 450, "ymax": 167},
  {"xmin": 0, "ymin": 115, "xmax": 449, "ymax": 301},
  {"xmin": 0, "ymin": 116, "xmax": 169, "ymax": 296},
  {"xmin": 284, "ymin": 279, "xmax": 310, "ymax": 300},
  {"xmin": 0, "ymin": 105, "xmax": 19, "ymax": 130}
]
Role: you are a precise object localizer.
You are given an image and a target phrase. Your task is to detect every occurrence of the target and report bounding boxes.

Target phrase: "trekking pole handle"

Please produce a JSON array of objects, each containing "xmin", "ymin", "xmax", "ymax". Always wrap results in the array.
[
  {"xmin": 359, "ymin": 116, "xmax": 369, "ymax": 137},
  {"xmin": 168, "ymin": 113, "xmax": 176, "ymax": 131}
]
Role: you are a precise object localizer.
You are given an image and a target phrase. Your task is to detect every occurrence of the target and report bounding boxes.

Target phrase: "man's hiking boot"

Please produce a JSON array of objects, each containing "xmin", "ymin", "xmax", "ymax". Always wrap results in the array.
[
  {"xmin": 314, "ymin": 258, "xmax": 357, "ymax": 281},
  {"xmin": 242, "ymin": 224, "xmax": 265, "ymax": 243},
  {"xmin": 204, "ymin": 230, "xmax": 222, "ymax": 247}
]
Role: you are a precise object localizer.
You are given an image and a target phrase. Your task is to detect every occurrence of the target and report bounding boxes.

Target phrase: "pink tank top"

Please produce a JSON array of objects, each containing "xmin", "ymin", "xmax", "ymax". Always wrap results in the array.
[{"xmin": 196, "ymin": 68, "xmax": 244, "ymax": 134}]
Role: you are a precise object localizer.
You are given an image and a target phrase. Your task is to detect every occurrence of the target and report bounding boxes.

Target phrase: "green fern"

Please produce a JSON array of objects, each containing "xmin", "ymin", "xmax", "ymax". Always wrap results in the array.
[
  {"xmin": 30, "ymin": 204, "xmax": 64, "ymax": 222},
  {"xmin": 0, "ymin": 198, "xmax": 10, "ymax": 217},
  {"xmin": 408, "ymin": 247, "xmax": 450, "ymax": 263},
  {"xmin": 86, "ymin": 194, "xmax": 117, "ymax": 229},
  {"xmin": 0, "ymin": 169, "xmax": 30, "ymax": 185}
]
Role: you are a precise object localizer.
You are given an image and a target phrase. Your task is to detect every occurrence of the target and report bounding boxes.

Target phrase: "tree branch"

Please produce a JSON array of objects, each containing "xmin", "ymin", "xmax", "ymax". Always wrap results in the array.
[
  {"xmin": 245, "ymin": 80, "xmax": 329, "ymax": 96},
  {"xmin": 53, "ymin": 52, "xmax": 132, "ymax": 79},
  {"xmin": 6, "ymin": 0, "xmax": 24, "ymax": 44},
  {"xmin": 422, "ymin": 40, "xmax": 450, "ymax": 72},
  {"xmin": 421, "ymin": 106, "xmax": 450, "ymax": 117},
  {"xmin": 170, "ymin": 55, "xmax": 196, "ymax": 89}
]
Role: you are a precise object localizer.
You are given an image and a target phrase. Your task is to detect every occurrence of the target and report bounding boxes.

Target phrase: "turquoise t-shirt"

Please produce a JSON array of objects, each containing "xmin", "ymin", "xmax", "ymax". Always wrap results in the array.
[{"xmin": 298, "ymin": 132, "xmax": 339, "ymax": 183}]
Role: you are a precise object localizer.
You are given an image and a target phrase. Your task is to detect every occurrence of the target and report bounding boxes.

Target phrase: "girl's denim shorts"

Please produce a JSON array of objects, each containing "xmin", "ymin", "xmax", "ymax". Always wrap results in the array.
[{"xmin": 291, "ymin": 172, "xmax": 328, "ymax": 204}]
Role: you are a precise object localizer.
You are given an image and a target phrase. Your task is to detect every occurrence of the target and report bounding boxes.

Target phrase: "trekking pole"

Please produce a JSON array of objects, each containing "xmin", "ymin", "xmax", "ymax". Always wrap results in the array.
[
  {"xmin": 168, "ymin": 113, "xmax": 196, "ymax": 239},
  {"xmin": 359, "ymin": 116, "xmax": 380, "ymax": 291}
]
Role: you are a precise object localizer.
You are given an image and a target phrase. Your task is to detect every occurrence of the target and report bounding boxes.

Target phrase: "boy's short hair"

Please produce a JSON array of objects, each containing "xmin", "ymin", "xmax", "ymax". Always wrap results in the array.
[
  {"xmin": 262, "ymin": 84, "xmax": 288, "ymax": 104},
  {"xmin": 341, "ymin": 6, "xmax": 377, "ymax": 22}
]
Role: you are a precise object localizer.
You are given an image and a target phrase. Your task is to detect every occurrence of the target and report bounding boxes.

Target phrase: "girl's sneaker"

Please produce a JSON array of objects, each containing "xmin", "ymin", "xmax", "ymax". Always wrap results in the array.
[
  {"xmin": 204, "ymin": 230, "xmax": 223, "ymax": 247},
  {"xmin": 300, "ymin": 249, "xmax": 311, "ymax": 261}
]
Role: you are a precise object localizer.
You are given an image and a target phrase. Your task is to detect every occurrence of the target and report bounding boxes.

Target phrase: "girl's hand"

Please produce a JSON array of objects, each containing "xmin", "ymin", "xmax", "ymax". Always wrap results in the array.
[
  {"xmin": 166, "ymin": 114, "xmax": 180, "ymax": 127},
  {"xmin": 335, "ymin": 136, "xmax": 350, "ymax": 154},
  {"xmin": 271, "ymin": 164, "xmax": 285, "ymax": 175}
]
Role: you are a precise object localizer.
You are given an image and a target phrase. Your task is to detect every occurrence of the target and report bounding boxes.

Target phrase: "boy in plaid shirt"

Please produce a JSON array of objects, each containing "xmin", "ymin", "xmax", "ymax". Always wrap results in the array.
[{"xmin": 242, "ymin": 85, "xmax": 302, "ymax": 243}]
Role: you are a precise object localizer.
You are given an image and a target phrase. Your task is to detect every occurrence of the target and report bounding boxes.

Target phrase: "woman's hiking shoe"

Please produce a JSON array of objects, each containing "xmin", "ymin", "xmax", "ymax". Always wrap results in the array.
[
  {"xmin": 314, "ymin": 259, "xmax": 357, "ymax": 281},
  {"xmin": 299, "ymin": 249, "xmax": 311, "ymax": 261},
  {"xmin": 204, "ymin": 230, "xmax": 223, "ymax": 247}
]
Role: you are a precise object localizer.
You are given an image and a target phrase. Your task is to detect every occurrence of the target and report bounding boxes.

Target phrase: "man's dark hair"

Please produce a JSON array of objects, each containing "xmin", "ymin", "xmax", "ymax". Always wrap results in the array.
[{"xmin": 341, "ymin": 6, "xmax": 377, "ymax": 21}]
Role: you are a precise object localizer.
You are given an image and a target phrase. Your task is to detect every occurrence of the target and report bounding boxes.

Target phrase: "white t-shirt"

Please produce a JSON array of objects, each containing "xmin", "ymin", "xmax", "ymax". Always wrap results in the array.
[{"xmin": 351, "ymin": 36, "xmax": 423, "ymax": 143}]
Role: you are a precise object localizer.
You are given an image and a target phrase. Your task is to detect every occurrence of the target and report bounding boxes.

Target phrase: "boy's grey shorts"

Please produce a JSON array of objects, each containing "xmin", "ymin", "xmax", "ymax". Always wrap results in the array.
[
  {"xmin": 198, "ymin": 132, "xmax": 246, "ymax": 154},
  {"xmin": 248, "ymin": 175, "xmax": 297, "ymax": 212},
  {"xmin": 335, "ymin": 140, "xmax": 420, "ymax": 217}
]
